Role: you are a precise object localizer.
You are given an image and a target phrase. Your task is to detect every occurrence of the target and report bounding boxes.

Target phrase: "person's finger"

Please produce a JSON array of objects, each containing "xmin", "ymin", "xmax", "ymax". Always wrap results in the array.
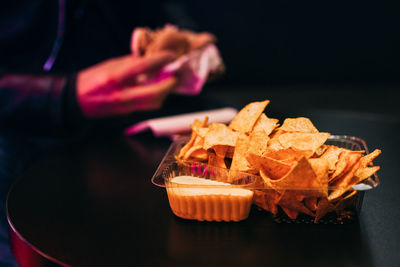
[{"xmin": 112, "ymin": 52, "xmax": 177, "ymax": 85}]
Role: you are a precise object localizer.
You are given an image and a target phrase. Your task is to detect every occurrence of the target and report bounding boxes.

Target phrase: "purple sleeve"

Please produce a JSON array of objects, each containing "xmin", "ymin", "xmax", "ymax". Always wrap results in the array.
[{"xmin": 0, "ymin": 73, "xmax": 86, "ymax": 134}]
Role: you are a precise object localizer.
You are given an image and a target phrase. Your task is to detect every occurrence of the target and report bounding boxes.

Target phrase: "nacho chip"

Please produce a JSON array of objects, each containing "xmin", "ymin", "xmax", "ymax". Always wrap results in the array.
[
  {"xmin": 259, "ymin": 157, "xmax": 292, "ymax": 181},
  {"xmin": 281, "ymin": 207, "xmax": 299, "ymax": 220},
  {"xmin": 253, "ymin": 190, "xmax": 281, "ymax": 215},
  {"xmin": 278, "ymin": 132, "xmax": 331, "ymax": 152},
  {"xmin": 263, "ymin": 148, "xmax": 314, "ymax": 161},
  {"xmin": 359, "ymin": 149, "xmax": 382, "ymax": 168},
  {"xmin": 264, "ymin": 157, "xmax": 318, "ymax": 189},
  {"xmin": 279, "ymin": 117, "xmax": 319, "ymax": 133},
  {"xmin": 247, "ymin": 130, "xmax": 270, "ymax": 157},
  {"xmin": 330, "ymin": 150, "xmax": 363, "ymax": 182},
  {"xmin": 308, "ymin": 158, "xmax": 329, "ymax": 197},
  {"xmin": 304, "ymin": 197, "xmax": 318, "ymax": 211},
  {"xmin": 230, "ymin": 133, "xmax": 257, "ymax": 173},
  {"xmin": 252, "ymin": 114, "xmax": 279, "ymax": 136},
  {"xmin": 229, "ymin": 100, "xmax": 270, "ymax": 133},
  {"xmin": 328, "ymin": 160, "xmax": 362, "ymax": 201},
  {"xmin": 278, "ymin": 191, "xmax": 314, "ymax": 217},
  {"xmin": 189, "ymin": 148, "xmax": 209, "ymax": 161},
  {"xmin": 320, "ymin": 145, "xmax": 344, "ymax": 172},
  {"xmin": 204, "ymin": 122, "xmax": 237, "ymax": 150},
  {"xmin": 314, "ymin": 198, "xmax": 336, "ymax": 223},
  {"xmin": 353, "ymin": 166, "xmax": 380, "ymax": 184},
  {"xmin": 208, "ymin": 152, "xmax": 227, "ymax": 169},
  {"xmin": 178, "ymin": 117, "xmax": 208, "ymax": 158},
  {"xmin": 267, "ymin": 130, "xmax": 286, "ymax": 151}
]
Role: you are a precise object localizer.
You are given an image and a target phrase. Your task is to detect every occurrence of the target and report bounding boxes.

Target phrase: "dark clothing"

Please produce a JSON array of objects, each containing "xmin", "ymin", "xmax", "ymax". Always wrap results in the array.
[
  {"xmin": 0, "ymin": 0, "xmax": 170, "ymax": 134},
  {"xmin": 0, "ymin": 73, "xmax": 83, "ymax": 134}
]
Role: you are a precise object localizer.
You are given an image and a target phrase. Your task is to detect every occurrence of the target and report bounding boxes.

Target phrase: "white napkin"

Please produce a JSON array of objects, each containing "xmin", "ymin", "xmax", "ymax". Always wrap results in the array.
[{"xmin": 125, "ymin": 107, "xmax": 238, "ymax": 138}]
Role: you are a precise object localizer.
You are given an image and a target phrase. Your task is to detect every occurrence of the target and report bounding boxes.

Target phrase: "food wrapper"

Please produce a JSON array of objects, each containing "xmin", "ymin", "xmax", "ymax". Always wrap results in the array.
[{"xmin": 131, "ymin": 27, "xmax": 224, "ymax": 95}]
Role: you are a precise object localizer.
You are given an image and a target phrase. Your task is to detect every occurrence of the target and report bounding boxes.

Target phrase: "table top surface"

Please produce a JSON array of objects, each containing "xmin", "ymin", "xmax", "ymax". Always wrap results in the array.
[{"xmin": 6, "ymin": 88, "xmax": 400, "ymax": 267}]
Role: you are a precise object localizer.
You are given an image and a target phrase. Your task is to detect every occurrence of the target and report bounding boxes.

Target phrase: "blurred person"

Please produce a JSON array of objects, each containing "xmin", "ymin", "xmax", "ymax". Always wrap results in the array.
[{"xmin": 0, "ymin": 1, "xmax": 218, "ymax": 265}]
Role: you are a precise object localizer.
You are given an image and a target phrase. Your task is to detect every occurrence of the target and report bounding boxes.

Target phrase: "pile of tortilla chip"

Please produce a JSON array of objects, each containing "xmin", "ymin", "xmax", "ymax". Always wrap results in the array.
[{"xmin": 176, "ymin": 100, "xmax": 381, "ymax": 222}]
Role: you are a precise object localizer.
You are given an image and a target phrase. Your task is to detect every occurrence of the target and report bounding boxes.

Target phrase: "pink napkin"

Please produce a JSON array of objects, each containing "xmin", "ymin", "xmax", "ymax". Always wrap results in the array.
[{"xmin": 124, "ymin": 107, "xmax": 238, "ymax": 138}]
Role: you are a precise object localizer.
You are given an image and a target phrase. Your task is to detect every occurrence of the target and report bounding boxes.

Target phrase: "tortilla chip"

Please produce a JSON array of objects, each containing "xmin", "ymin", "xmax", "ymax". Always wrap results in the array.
[
  {"xmin": 252, "ymin": 114, "xmax": 279, "ymax": 135},
  {"xmin": 328, "ymin": 160, "xmax": 362, "ymax": 201},
  {"xmin": 304, "ymin": 197, "xmax": 318, "ymax": 211},
  {"xmin": 247, "ymin": 130, "xmax": 270, "ymax": 157},
  {"xmin": 230, "ymin": 133, "xmax": 257, "ymax": 173},
  {"xmin": 264, "ymin": 157, "xmax": 318, "ymax": 189},
  {"xmin": 353, "ymin": 166, "xmax": 380, "ymax": 184},
  {"xmin": 259, "ymin": 157, "xmax": 292, "ymax": 181},
  {"xmin": 193, "ymin": 127, "xmax": 209, "ymax": 138},
  {"xmin": 320, "ymin": 146, "xmax": 344, "ymax": 171},
  {"xmin": 208, "ymin": 152, "xmax": 227, "ymax": 169},
  {"xmin": 267, "ymin": 130, "xmax": 286, "ymax": 151},
  {"xmin": 278, "ymin": 191, "xmax": 314, "ymax": 217},
  {"xmin": 278, "ymin": 132, "xmax": 331, "ymax": 152},
  {"xmin": 359, "ymin": 149, "xmax": 381, "ymax": 168},
  {"xmin": 263, "ymin": 148, "xmax": 314, "ymax": 161},
  {"xmin": 204, "ymin": 122, "xmax": 237, "ymax": 150},
  {"xmin": 308, "ymin": 158, "xmax": 329, "ymax": 197},
  {"xmin": 314, "ymin": 198, "xmax": 336, "ymax": 223},
  {"xmin": 183, "ymin": 145, "xmax": 204, "ymax": 160},
  {"xmin": 189, "ymin": 148, "xmax": 209, "ymax": 161},
  {"xmin": 229, "ymin": 100, "xmax": 270, "ymax": 133},
  {"xmin": 253, "ymin": 190, "xmax": 281, "ymax": 215},
  {"xmin": 279, "ymin": 117, "xmax": 319, "ymax": 133},
  {"xmin": 281, "ymin": 207, "xmax": 299, "ymax": 220},
  {"xmin": 177, "ymin": 117, "xmax": 208, "ymax": 158},
  {"xmin": 330, "ymin": 150, "xmax": 363, "ymax": 182},
  {"xmin": 226, "ymin": 146, "xmax": 235, "ymax": 159}
]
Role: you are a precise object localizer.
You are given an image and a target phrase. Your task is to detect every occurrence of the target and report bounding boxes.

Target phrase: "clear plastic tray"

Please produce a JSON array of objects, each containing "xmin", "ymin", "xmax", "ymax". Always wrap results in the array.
[{"xmin": 152, "ymin": 135, "xmax": 379, "ymax": 223}]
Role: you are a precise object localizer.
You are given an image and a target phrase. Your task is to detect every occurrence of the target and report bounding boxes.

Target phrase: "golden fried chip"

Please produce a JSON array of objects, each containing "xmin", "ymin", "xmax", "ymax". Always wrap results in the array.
[
  {"xmin": 330, "ymin": 150, "xmax": 363, "ymax": 182},
  {"xmin": 183, "ymin": 145, "xmax": 203, "ymax": 160},
  {"xmin": 359, "ymin": 149, "xmax": 381, "ymax": 168},
  {"xmin": 328, "ymin": 160, "xmax": 362, "ymax": 201},
  {"xmin": 204, "ymin": 122, "xmax": 237, "ymax": 150},
  {"xmin": 279, "ymin": 117, "xmax": 319, "ymax": 133},
  {"xmin": 247, "ymin": 130, "xmax": 270, "ymax": 157},
  {"xmin": 314, "ymin": 198, "xmax": 336, "ymax": 223},
  {"xmin": 281, "ymin": 207, "xmax": 299, "ymax": 220},
  {"xmin": 304, "ymin": 197, "xmax": 318, "ymax": 211},
  {"xmin": 263, "ymin": 148, "xmax": 314, "ymax": 161},
  {"xmin": 278, "ymin": 132, "xmax": 331, "ymax": 152},
  {"xmin": 189, "ymin": 148, "xmax": 209, "ymax": 161},
  {"xmin": 252, "ymin": 114, "xmax": 279, "ymax": 136},
  {"xmin": 320, "ymin": 145, "xmax": 343, "ymax": 171},
  {"xmin": 178, "ymin": 117, "xmax": 208, "ymax": 158},
  {"xmin": 262, "ymin": 157, "xmax": 329, "ymax": 199},
  {"xmin": 259, "ymin": 157, "xmax": 292, "ymax": 181},
  {"xmin": 353, "ymin": 166, "xmax": 380, "ymax": 184},
  {"xmin": 208, "ymin": 152, "xmax": 227, "ymax": 169},
  {"xmin": 193, "ymin": 127, "xmax": 209, "ymax": 138},
  {"xmin": 253, "ymin": 190, "xmax": 281, "ymax": 215},
  {"xmin": 230, "ymin": 133, "xmax": 257, "ymax": 174},
  {"xmin": 267, "ymin": 130, "xmax": 285, "ymax": 151},
  {"xmin": 229, "ymin": 100, "xmax": 270, "ymax": 133},
  {"xmin": 278, "ymin": 191, "xmax": 314, "ymax": 217},
  {"xmin": 308, "ymin": 158, "xmax": 329, "ymax": 197}
]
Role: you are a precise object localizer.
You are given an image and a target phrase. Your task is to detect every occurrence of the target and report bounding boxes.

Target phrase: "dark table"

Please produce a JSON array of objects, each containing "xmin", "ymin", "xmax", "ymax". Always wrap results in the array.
[{"xmin": 5, "ymin": 87, "xmax": 400, "ymax": 267}]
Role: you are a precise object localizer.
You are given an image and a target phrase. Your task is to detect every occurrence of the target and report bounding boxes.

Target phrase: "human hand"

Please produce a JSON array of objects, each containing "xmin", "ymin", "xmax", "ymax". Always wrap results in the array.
[
  {"xmin": 131, "ymin": 25, "xmax": 217, "ymax": 57},
  {"xmin": 76, "ymin": 52, "xmax": 178, "ymax": 118}
]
